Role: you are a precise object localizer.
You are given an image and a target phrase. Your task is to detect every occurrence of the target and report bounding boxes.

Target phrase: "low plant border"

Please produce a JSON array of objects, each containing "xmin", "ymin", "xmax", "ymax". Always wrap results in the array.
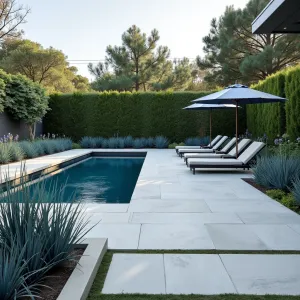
[
  {"xmin": 87, "ymin": 250, "xmax": 300, "ymax": 300},
  {"xmin": 57, "ymin": 238, "xmax": 108, "ymax": 300}
]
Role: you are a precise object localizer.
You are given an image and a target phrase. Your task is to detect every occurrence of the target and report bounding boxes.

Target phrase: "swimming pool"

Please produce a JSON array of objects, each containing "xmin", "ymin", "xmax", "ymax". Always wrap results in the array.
[{"xmin": 27, "ymin": 157, "xmax": 144, "ymax": 204}]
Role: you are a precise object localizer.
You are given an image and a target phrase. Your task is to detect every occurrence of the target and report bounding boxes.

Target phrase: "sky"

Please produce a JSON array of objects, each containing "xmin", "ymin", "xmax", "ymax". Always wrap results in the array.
[{"xmin": 20, "ymin": 0, "xmax": 250, "ymax": 80}]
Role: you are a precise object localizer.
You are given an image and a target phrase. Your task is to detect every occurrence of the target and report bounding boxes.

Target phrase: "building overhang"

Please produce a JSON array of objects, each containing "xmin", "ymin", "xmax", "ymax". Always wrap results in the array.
[{"xmin": 252, "ymin": 0, "xmax": 300, "ymax": 34}]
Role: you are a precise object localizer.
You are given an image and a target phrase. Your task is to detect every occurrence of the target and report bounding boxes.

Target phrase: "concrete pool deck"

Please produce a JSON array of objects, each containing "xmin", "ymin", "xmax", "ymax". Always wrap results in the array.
[
  {"xmin": 3, "ymin": 148, "xmax": 300, "ymax": 296},
  {"xmin": 2, "ymin": 148, "xmax": 300, "ymax": 250}
]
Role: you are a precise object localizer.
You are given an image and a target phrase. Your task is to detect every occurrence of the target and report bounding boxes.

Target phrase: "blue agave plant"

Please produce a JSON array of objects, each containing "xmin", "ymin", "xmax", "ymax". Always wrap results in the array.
[
  {"xmin": 133, "ymin": 138, "xmax": 144, "ymax": 149},
  {"xmin": 291, "ymin": 177, "xmax": 300, "ymax": 206},
  {"xmin": 154, "ymin": 136, "xmax": 169, "ymax": 148},
  {"xmin": 253, "ymin": 155, "xmax": 300, "ymax": 191},
  {"xmin": 124, "ymin": 136, "xmax": 134, "ymax": 148}
]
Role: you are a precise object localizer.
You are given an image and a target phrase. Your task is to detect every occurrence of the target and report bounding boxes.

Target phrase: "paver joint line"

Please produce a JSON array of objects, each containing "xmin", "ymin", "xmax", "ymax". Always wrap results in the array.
[{"xmin": 218, "ymin": 254, "xmax": 239, "ymax": 294}]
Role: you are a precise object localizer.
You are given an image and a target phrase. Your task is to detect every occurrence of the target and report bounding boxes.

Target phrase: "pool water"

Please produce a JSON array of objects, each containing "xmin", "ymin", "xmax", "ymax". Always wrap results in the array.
[{"xmin": 29, "ymin": 158, "xmax": 144, "ymax": 204}]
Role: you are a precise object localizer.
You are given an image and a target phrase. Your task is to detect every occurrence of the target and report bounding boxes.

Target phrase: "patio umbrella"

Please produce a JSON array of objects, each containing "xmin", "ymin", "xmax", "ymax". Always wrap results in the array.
[
  {"xmin": 192, "ymin": 84, "xmax": 287, "ymax": 157},
  {"xmin": 183, "ymin": 103, "xmax": 239, "ymax": 147}
]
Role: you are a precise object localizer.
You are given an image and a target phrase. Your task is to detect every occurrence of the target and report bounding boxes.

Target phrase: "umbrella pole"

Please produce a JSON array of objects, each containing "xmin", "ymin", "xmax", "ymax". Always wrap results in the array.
[
  {"xmin": 210, "ymin": 109, "xmax": 212, "ymax": 147},
  {"xmin": 235, "ymin": 101, "xmax": 238, "ymax": 158}
]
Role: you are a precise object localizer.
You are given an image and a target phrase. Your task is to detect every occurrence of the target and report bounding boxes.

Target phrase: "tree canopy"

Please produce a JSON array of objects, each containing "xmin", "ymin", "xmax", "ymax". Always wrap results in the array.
[
  {"xmin": 0, "ymin": 69, "xmax": 49, "ymax": 139},
  {"xmin": 89, "ymin": 25, "xmax": 196, "ymax": 92},
  {"xmin": 197, "ymin": 0, "xmax": 300, "ymax": 86},
  {"xmin": 0, "ymin": 39, "xmax": 90, "ymax": 93},
  {"xmin": 0, "ymin": 0, "xmax": 30, "ymax": 40}
]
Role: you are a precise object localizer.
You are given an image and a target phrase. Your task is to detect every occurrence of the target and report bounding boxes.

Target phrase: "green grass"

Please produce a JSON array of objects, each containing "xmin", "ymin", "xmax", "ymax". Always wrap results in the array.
[{"xmin": 87, "ymin": 251, "xmax": 300, "ymax": 300}]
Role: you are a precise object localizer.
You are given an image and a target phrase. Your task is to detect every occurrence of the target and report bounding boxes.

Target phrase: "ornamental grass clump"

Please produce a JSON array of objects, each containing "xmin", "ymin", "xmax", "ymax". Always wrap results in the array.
[
  {"xmin": 291, "ymin": 177, "xmax": 300, "ymax": 206},
  {"xmin": 154, "ymin": 136, "xmax": 169, "ymax": 148},
  {"xmin": 133, "ymin": 138, "xmax": 145, "ymax": 149},
  {"xmin": 19, "ymin": 141, "xmax": 39, "ymax": 158},
  {"xmin": 0, "ymin": 242, "xmax": 42, "ymax": 300},
  {"xmin": 124, "ymin": 136, "xmax": 134, "ymax": 148},
  {"xmin": 7, "ymin": 142, "xmax": 24, "ymax": 161},
  {"xmin": 0, "ymin": 171, "xmax": 93, "ymax": 297},
  {"xmin": 185, "ymin": 136, "xmax": 209, "ymax": 146},
  {"xmin": 0, "ymin": 143, "xmax": 11, "ymax": 164},
  {"xmin": 253, "ymin": 155, "xmax": 300, "ymax": 191}
]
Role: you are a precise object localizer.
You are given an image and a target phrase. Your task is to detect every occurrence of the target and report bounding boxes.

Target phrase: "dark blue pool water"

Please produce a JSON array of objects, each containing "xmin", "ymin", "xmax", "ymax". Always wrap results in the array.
[{"xmin": 31, "ymin": 158, "xmax": 144, "ymax": 204}]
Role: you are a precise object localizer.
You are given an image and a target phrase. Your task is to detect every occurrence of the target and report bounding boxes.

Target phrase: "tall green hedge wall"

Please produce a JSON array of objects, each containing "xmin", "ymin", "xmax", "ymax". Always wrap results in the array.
[
  {"xmin": 285, "ymin": 67, "xmax": 300, "ymax": 140},
  {"xmin": 247, "ymin": 66, "xmax": 300, "ymax": 141},
  {"xmin": 44, "ymin": 92, "xmax": 247, "ymax": 142},
  {"xmin": 248, "ymin": 72, "xmax": 286, "ymax": 140}
]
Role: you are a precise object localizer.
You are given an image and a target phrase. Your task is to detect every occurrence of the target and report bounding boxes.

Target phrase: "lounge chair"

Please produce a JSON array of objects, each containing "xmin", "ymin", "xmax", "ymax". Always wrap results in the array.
[
  {"xmin": 187, "ymin": 141, "xmax": 265, "ymax": 174},
  {"xmin": 183, "ymin": 138, "xmax": 251, "ymax": 164},
  {"xmin": 175, "ymin": 135, "xmax": 222, "ymax": 153},
  {"xmin": 178, "ymin": 136, "xmax": 228, "ymax": 157}
]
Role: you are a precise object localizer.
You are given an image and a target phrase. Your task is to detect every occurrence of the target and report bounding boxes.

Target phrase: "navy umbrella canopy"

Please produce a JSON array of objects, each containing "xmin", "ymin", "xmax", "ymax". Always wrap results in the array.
[
  {"xmin": 183, "ymin": 103, "xmax": 239, "ymax": 146},
  {"xmin": 192, "ymin": 84, "xmax": 287, "ymax": 157}
]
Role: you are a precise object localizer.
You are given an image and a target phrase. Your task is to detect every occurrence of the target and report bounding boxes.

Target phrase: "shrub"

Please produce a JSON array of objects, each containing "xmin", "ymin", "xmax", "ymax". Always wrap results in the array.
[
  {"xmin": 107, "ymin": 137, "xmax": 119, "ymax": 148},
  {"xmin": 291, "ymin": 177, "xmax": 300, "ymax": 206},
  {"xmin": 72, "ymin": 143, "xmax": 81, "ymax": 149},
  {"xmin": 281, "ymin": 193, "xmax": 296, "ymax": 209},
  {"xmin": 168, "ymin": 142, "xmax": 184, "ymax": 149},
  {"xmin": 55, "ymin": 138, "xmax": 72, "ymax": 151},
  {"xmin": 253, "ymin": 155, "xmax": 300, "ymax": 190},
  {"xmin": 32, "ymin": 140, "xmax": 45, "ymax": 156},
  {"xmin": 8, "ymin": 142, "xmax": 24, "ymax": 161},
  {"xmin": 266, "ymin": 189, "xmax": 286, "ymax": 201},
  {"xmin": 124, "ymin": 136, "xmax": 134, "ymax": 148},
  {"xmin": 19, "ymin": 141, "xmax": 39, "ymax": 158},
  {"xmin": 0, "ymin": 143, "xmax": 11, "ymax": 164},
  {"xmin": 94, "ymin": 137, "xmax": 104, "ymax": 148},
  {"xmin": 184, "ymin": 136, "xmax": 210, "ymax": 146},
  {"xmin": 133, "ymin": 138, "xmax": 145, "ymax": 149},
  {"xmin": 154, "ymin": 136, "xmax": 169, "ymax": 148},
  {"xmin": 145, "ymin": 137, "xmax": 154, "ymax": 148},
  {"xmin": 117, "ymin": 137, "xmax": 125, "ymax": 148}
]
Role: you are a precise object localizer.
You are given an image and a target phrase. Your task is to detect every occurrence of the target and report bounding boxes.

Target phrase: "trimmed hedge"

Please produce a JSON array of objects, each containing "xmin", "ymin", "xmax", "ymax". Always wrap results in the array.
[
  {"xmin": 248, "ymin": 72, "xmax": 286, "ymax": 140},
  {"xmin": 247, "ymin": 65, "xmax": 300, "ymax": 142},
  {"xmin": 285, "ymin": 67, "xmax": 300, "ymax": 141},
  {"xmin": 44, "ymin": 92, "xmax": 247, "ymax": 142}
]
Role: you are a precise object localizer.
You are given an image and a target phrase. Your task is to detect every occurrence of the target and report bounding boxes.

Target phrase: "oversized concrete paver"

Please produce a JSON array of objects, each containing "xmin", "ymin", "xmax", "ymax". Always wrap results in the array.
[
  {"xmin": 221, "ymin": 254, "xmax": 300, "ymax": 295},
  {"xmin": 128, "ymin": 199, "xmax": 211, "ymax": 213},
  {"xmin": 288, "ymin": 224, "xmax": 300, "ymax": 234},
  {"xmin": 102, "ymin": 254, "xmax": 165, "ymax": 294},
  {"xmin": 205, "ymin": 199, "xmax": 290, "ymax": 213},
  {"xmin": 164, "ymin": 254, "xmax": 236, "ymax": 294},
  {"xmin": 206, "ymin": 224, "xmax": 268, "ymax": 250},
  {"xmin": 249, "ymin": 225, "xmax": 300, "ymax": 250},
  {"xmin": 85, "ymin": 204, "xmax": 129, "ymax": 213},
  {"xmin": 238, "ymin": 212, "xmax": 300, "ymax": 224},
  {"xmin": 130, "ymin": 212, "xmax": 243, "ymax": 224},
  {"xmin": 138, "ymin": 224, "xmax": 215, "ymax": 249},
  {"xmin": 86, "ymin": 213, "xmax": 131, "ymax": 224},
  {"xmin": 103, "ymin": 254, "xmax": 300, "ymax": 295},
  {"xmin": 85, "ymin": 224, "xmax": 140, "ymax": 249}
]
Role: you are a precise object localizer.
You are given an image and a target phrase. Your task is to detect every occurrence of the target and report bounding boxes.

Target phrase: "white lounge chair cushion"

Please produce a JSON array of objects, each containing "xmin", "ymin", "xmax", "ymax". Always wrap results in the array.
[
  {"xmin": 211, "ymin": 136, "xmax": 228, "ymax": 150},
  {"xmin": 188, "ymin": 158, "xmax": 243, "ymax": 166},
  {"xmin": 238, "ymin": 142, "xmax": 265, "ymax": 164},
  {"xmin": 175, "ymin": 146, "xmax": 201, "ymax": 150},
  {"xmin": 228, "ymin": 139, "xmax": 251, "ymax": 156},
  {"xmin": 184, "ymin": 153, "xmax": 225, "ymax": 159},
  {"xmin": 221, "ymin": 137, "xmax": 236, "ymax": 152},
  {"xmin": 175, "ymin": 135, "xmax": 222, "ymax": 150},
  {"xmin": 179, "ymin": 148, "xmax": 214, "ymax": 153}
]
